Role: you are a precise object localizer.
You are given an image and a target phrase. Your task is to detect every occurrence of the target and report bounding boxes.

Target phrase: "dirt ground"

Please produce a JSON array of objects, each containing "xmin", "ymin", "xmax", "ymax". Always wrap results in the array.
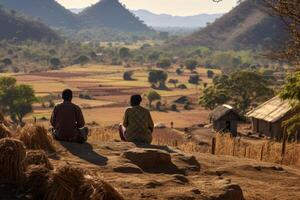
[{"xmin": 50, "ymin": 139, "xmax": 300, "ymax": 200}]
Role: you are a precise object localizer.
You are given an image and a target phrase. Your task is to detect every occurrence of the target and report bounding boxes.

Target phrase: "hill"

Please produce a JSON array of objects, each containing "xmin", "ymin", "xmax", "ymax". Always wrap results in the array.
[
  {"xmin": 79, "ymin": 0, "xmax": 152, "ymax": 32},
  {"xmin": 1, "ymin": 0, "xmax": 79, "ymax": 29},
  {"xmin": 175, "ymin": 0, "xmax": 289, "ymax": 50},
  {"xmin": 0, "ymin": 8, "xmax": 60, "ymax": 41},
  {"xmin": 132, "ymin": 9, "xmax": 223, "ymax": 28}
]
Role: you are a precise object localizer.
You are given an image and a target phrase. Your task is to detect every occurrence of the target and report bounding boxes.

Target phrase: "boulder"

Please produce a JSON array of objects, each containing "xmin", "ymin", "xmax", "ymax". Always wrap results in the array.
[{"xmin": 121, "ymin": 148, "xmax": 182, "ymax": 174}]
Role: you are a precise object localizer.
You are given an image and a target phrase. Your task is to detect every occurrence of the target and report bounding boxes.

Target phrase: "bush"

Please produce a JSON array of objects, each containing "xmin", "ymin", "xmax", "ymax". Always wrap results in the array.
[
  {"xmin": 176, "ymin": 68, "xmax": 183, "ymax": 75},
  {"xmin": 74, "ymin": 55, "xmax": 90, "ymax": 65},
  {"xmin": 188, "ymin": 74, "xmax": 201, "ymax": 85},
  {"xmin": 184, "ymin": 101, "xmax": 190, "ymax": 110},
  {"xmin": 170, "ymin": 104, "xmax": 177, "ymax": 111},
  {"xmin": 185, "ymin": 59, "xmax": 198, "ymax": 71},
  {"xmin": 123, "ymin": 71, "xmax": 134, "ymax": 80},
  {"xmin": 156, "ymin": 59, "xmax": 171, "ymax": 69},
  {"xmin": 156, "ymin": 101, "xmax": 162, "ymax": 111},
  {"xmin": 50, "ymin": 57, "xmax": 61, "ymax": 69},
  {"xmin": 177, "ymin": 84, "xmax": 187, "ymax": 89},
  {"xmin": 1, "ymin": 58, "xmax": 12, "ymax": 66},
  {"xmin": 79, "ymin": 92, "xmax": 92, "ymax": 100},
  {"xmin": 207, "ymin": 70, "xmax": 214, "ymax": 78}
]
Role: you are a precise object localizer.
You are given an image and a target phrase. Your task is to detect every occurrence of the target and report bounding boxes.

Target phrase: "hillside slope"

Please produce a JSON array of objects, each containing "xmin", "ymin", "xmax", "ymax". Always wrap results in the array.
[
  {"xmin": 1, "ymin": 0, "xmax": 79, "ymax": 29},
  {"xmin": 132, "ymin": 9, "xmax": 223, "ymax": 28},
  {"xmin": 175, "ymin": 0, "xmax": 289, "ymax": 50},
  {"xmin": 0, "ymin": 9, "xmax": 60, "ymax": 41},
  {"xmin": 79, "ymin": 0, "xmax": 152, "ymax": 32}
]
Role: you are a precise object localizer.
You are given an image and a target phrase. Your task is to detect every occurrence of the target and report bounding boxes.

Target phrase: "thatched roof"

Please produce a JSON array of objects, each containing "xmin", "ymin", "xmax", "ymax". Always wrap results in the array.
[
  {"xmin": 210, "ymin": 104, "xmax": 241, "ymax": 121},
  {"xmin": 246, "ymin": 96, "xmax": 292, "ymax": 123}
]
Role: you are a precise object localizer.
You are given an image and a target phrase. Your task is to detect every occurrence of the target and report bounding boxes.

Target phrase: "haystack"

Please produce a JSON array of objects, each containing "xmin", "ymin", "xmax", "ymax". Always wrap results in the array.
[
  {"xmin": 24, "ymin": 150, "xmax": 54, "ymax": 170},
  {"xmin": 0, "ymin": 138, "xmax": 26, "ymax": 183},
  {"xmin": 45, "ymin": 165, "xmax": 124, "ymax": 200},
  {"xmin": 18, "ymin": 124, "xmax": 56, "ymax": 153},
  {"xmin": 25, "ymin": 165, "xmax": 51, "ymax": 199},
  {"xmin": 0, "ymin": 123, "xmax": 11, "ymax": 139}
]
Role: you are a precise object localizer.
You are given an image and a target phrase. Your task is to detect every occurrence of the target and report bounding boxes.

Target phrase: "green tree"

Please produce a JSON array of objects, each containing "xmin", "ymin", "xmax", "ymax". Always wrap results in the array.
[
  {"xmin": 119, "ymin": 47, "xmax": 130, "ymax": 59},
  {"xmin": 168, "ymin": 79, "xmax": 179, "ymax": 88},
  {"xmin": 185, "ymin": 59, "xmax": 198, "ymax": 72},
  {"xmin": 123, "ymin": 71, "xmax": 134, "ymax": 80},
  {"xmin": 75, "ymin": 55, "xmax": 90, "ymax": 65},
  {"xmin": 148, "ymin": 51, "xmax": 160, "ymax": 62},
  {"xmin": 157, "ymin": 59, "xmax": 171, "ymax": 69},
  {"xmin": 50, "ymin": 57, "xmax": 61, "ymax": 69},
  {"xmin": 0, "ymin": 77, "xmax": 37, "ymax": 124},
  {"xmin": 148, "ymin": 70, "xmax": 168, "ymax": 89},
  {"xmin": 1, "ymin": 58, "xmax": 12, "ymax": 66},
  {"xmin": 280, "ymin": 71, "xmax": 300, "ymax": 137},
  {"xmin": 199, "ymin": 86, "xmax": 229, "ymax": 110},
  {"xmin": 176, "ymin": 68, "xmax": 183, "ymax": 75},
  {"xmin": 188, "ymin": 74, "xmax": 201, "ymax": 86},
  {"xmin": 145, "ymin": 90, "xmax": 161, "ymax": 108}
]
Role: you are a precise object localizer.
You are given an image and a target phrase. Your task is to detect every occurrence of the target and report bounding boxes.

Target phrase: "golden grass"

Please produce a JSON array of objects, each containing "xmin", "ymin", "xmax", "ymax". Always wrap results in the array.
[
  {"xmin": 215, "ymin": 133, "xmax": 300, "ymax": 167},
  {"xmin": 17, "ymin": 125, "xmax": 56, "ymax": 153},
  {"xmin": 24, "ymin": 150, "xmax": 54, "ymax": 170},
  {"xmin": 0, "ymin": 138, "xmax": 26, "ymax": 183}
]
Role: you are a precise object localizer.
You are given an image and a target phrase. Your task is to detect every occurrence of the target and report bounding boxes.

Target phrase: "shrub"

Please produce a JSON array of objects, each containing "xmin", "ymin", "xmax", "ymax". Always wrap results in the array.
[
  {"xmin": 207, "ymin": 70, "xmax": 214, "ymax": 78},
  {"xmin": 123, "ymin": 71, "xmax": 134, "ymax": 80},
  {"xmin": 177, "ymin": 84, "xmax": 187, "ymax": 89},
  {"xmin": 170, "ymin": 104, "xmax": 177, "ymax": 111},
  {"xmin": 79, "ymin": 92, "xmax": 92, "ymax": 100},
  {"xmin": 156, "ymin": 59, "xmax": 171, "ymax": 69}
]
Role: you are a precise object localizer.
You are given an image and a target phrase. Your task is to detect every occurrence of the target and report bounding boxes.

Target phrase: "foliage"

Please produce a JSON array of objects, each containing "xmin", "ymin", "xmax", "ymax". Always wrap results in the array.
[
  {"xmin": 188, "ymin": 74, "xmax": 201, "ymax": 86},
  {"xmin": 74, "ymin": 55, "xmax": 90, "ymax": 65},
  {"xmin": 1, "ymin": 58, "xmax": 12, "ymax": 66},
  {"xmin": 0, "ymin": 77, "xmax": 37, "ymax": 123},
  {"xmin": 185, "ymin": 59, "xmax": 198, "ymax": 71},
  {"xmin": 145, "ymin": 90, "xmax": 161, "ymax": 108},
  {"xmin": 176, "ymin": 68, "xmax": 183, "ymax": 75},
  {"xmin": 123, "ymin": 71, "xmax": 134, "ymax": 80},
  {"xmin": 156, "ymin": 58, "xmax": 171, "ymax": 69},
  {"xmin": 207, "ymin": 70, "xmax": 215, "ymax": 78},
  {"xmin": 119, "ymin": 47, "xmax": 130, "ymax": 59},
  {"xmin": 199, "ymin": 70, "xmax": 273, "ymax": 111},
  {"xmin": 148, "ymin": 70, "xmax": 168, "ymax": 89},
  {"xmin": 79, "ymin": 91, "xmax": 92, "ymax": 100},
  {"xmin": 49, "ymin": 57, "xmax": 61, "ymax": 69},
  {"xmin": 177, "ymin": 84, "xmax": 187, "ymax": 89},
  {"xmin": 168, "ymin": 79, "xmax": 178, "ymax": 88},
  {"xmin": 280, "ymin": 71, "xmax": 300, "ymax": 136}
]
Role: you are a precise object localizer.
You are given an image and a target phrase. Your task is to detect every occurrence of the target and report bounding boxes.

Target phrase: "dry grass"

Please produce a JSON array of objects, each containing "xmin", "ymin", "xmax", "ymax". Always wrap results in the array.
[
  {"xmin": 45, "ymin": 165, "xmax": 124, "ymax": 200},
  {"xmin": 17, "ymin": 124, "xmax": 56, "ymax": 153},
  {"xmin": 215, "ymin": 133, "xmax": 300, "ymax": 167},
  {"xmin": 0, "ymin": 123, "xmax": 12, "ymax": 139},
  {"xmin": 24, "ymin": 150, "xmax": 54, "ymax": 170},
  {"xmin": 0, "ymin": 138, "xmax": 26, "ymax": 183}
]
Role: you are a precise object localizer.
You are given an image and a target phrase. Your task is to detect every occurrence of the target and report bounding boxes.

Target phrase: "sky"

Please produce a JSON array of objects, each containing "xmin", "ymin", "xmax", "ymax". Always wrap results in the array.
[{"xmin": 56, "ymin": 0, "xmax": 238, "ymax": 16}]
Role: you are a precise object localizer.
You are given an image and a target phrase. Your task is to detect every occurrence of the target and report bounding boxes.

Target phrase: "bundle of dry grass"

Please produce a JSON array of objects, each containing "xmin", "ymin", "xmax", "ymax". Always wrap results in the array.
[
  {"xmin": 0, "ymin": 138, "xmax": 26, "ymax": 183},
  {"xmin": 24, "ymin": 150, "xmax": 54, "ymax": 170},
  {"xmin": 18, "ymin": 124, "xmax": 56, "ymax": 153},
  {"xmin": 0, "ymin": 123, "xmax": 11, "ymax": 139},
  {"xmin": 0, "ymin": 112, "xmax": 11, "ymax": 127},
  {"xmin": 25, "ymin": 165, "xmax": 51, "ymax": 199},
  {"xmin": 45, "ymin": 165, "xmax": 124, "ymax": 200}
]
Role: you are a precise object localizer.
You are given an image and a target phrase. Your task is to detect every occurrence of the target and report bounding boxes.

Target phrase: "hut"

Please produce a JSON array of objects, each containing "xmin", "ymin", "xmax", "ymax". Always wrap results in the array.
[
  {"xmin": 210, "ymin": 104, "xmax": 242, "ymax": 137},
  {"xmin": 246, "ymin": 96, "xmax": 300, "ymax": 140}
]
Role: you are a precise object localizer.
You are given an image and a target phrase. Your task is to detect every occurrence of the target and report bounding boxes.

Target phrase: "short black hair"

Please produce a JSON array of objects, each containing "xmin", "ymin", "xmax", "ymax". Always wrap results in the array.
[
  {"xmin": 62, "ymin": 89, "xmax": 73, "ymax": 101},
  {"xmin": 130, "ymin": 94, "xmax": 142, "ymax": 106}
]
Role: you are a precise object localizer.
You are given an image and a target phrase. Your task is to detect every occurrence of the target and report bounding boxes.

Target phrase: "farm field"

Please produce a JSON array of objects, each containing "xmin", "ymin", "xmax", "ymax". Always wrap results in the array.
[{"xmin": 9, "ymin": 64, "xmax": 220, "ymax": 128}]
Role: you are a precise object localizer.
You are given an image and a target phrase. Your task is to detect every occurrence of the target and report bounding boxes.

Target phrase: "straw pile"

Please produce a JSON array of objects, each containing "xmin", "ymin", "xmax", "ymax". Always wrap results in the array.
[
  {"xmin": 0, "ymin": 123, "xmax": 11, "ymax": 139},
  {"xmin": 25, "ymin": 165, "xmax": 51, "ymax": 199},
  {"xmin": 45, "ymin": 165, "xmax": 124, "ymax": 200},
  {"xmin": 0, "ymin": 112, "xmax": 10, "ymax": 127},
  {"xmin": 0, "ymin": 138, "xmax": 26, "ymax": 183},
  {"xmin": 24, "ymin": 150, "xmax": 54, "ymax": 170},
  {"xmin": 18, "ymin": 124, "xmax": 56, "ymax": 153}
]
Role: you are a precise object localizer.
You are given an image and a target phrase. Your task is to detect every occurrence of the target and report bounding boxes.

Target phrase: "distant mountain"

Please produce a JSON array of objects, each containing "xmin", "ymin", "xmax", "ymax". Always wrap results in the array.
[
  {"xmin": 132, "ymin": 9, "xmax": 223, "ymax": 28},
  {"xmin": 1, "ymin": 0, "xmax": 79, "ymax": 29},
  {"xmin": 0, "ymin": 8, "xmax": 60, "ymax": 41},
  {"xmin": 175, "ymin": 0, "xmax": 289, "ymax": 50},
  {"xmin": 78, "ymin": 0, "xmax": 152, "ymax": 32}
]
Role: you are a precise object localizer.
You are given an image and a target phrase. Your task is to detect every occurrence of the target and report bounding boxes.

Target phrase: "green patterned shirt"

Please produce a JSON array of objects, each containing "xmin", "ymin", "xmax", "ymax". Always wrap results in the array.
[{"xmin": 123, "ymin": 106, "xmax": 154, "ymax": 144}]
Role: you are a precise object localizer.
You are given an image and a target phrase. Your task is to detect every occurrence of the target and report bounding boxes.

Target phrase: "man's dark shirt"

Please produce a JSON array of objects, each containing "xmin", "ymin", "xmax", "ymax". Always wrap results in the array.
[{"xmin": 50, "ymin": 101, "xmax": 85, "ymax": 141}]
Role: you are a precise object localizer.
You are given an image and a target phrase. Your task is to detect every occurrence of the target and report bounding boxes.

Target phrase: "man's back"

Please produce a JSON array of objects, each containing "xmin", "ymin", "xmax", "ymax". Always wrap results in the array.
[
  {"xmin": 123, "ymin": 105, "xmax": 154, "ymax": 143},
  {"xmin": 51, "ymin": 101, "xmax": 85, "ymax": 141}
]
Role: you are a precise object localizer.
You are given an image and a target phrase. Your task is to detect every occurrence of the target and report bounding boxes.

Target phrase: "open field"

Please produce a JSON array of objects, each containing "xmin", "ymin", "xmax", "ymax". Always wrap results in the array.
[{"xmin": 8, "ymin": 64, "xmax": 220, "ymax": 128}]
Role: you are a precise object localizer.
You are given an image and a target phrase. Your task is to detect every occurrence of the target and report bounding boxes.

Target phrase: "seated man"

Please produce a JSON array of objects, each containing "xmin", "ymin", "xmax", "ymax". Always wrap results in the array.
[
  {"xmin": 119, "ymin": 95, "xmax": 154, "ymax": 144},
  {"xmin": 50, "ymin": 89, "xmax": 88, "ymax": 143}
]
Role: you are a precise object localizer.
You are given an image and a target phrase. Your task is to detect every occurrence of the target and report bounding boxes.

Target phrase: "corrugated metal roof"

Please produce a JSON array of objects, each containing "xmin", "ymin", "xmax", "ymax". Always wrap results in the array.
[{"xmin": 246, "ymin": 96, "xmax": 292, "ymax": 122}]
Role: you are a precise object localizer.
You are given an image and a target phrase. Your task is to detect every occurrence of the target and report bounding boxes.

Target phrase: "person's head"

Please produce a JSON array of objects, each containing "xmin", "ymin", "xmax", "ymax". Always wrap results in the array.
[
  {"xmin": 130, "ymin": 94, "xmax": 142, "ymax": 107},
  {"xmin": 62, "ymin": 89, "xmax": 73, "ymax": 102}
]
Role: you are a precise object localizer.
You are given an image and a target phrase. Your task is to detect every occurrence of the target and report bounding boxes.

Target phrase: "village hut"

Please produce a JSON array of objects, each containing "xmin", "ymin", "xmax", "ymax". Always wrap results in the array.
[
  {"xmin": 247, "ymin": 96, "xmax": 300, "ymax": 140},
  {"xmin": 210, "ymin": 104, "xmax": 242, "ymax": 137}
]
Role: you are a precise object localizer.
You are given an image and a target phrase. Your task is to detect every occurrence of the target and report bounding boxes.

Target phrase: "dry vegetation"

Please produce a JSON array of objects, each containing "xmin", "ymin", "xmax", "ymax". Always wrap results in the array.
[{"xmin": 215, "ymin": 133, "xmax": 300, "ymax": 167}]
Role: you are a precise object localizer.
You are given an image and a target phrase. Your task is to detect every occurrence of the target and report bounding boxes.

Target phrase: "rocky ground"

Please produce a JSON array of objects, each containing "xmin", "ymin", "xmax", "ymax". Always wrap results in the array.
[{"xmin": 49, "ymin": 140, "xmax": 300, "ymax": 200}]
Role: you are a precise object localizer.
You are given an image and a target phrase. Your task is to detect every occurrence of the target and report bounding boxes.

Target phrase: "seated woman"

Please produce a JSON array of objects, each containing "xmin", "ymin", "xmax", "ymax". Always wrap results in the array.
[{"xmin": 119, "ymin": 95, "xmax": 154, "ymax": 144}]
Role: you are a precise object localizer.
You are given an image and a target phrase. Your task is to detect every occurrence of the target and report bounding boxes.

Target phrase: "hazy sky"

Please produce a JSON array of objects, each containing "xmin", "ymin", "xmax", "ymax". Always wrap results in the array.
[{"xmin": 56, "ymin": 0, "xmax": 238, "ymax": 16}]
